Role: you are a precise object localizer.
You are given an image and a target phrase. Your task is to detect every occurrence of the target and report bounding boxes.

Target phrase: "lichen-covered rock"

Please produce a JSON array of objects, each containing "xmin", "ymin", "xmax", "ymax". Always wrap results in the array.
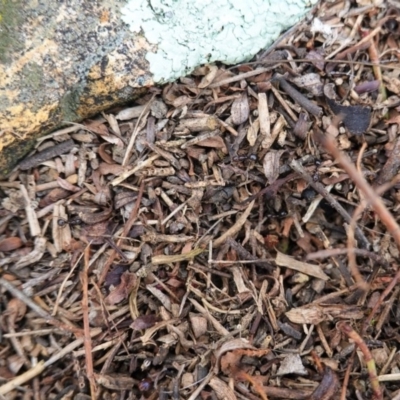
[{"xmin": 0, "ymin": 0, "xmax": 316, "ymax": 177}]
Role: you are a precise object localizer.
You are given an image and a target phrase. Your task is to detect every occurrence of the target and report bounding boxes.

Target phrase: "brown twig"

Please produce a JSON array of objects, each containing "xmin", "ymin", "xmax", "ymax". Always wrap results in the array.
[
  {"xmin": 363, "ymin": 268, "xmax": 400, "ymax": 332},
  {"xmin": 319, "ymin": 133, "xmax": 400, "ymax": 250},
  {"xmin": 374, "ymin": 136, "xmax": 400, "ymax": 188},
  {"xmin": 81, "ymin": 246, "xmax": 96, "ymax": 398},
  {"xmin": 122, "ymin": 95, "xmax": 155, "ymax": 166},
  {"xmin": 0, "ymin": 328, "xmax": 101, "ymax": 396},
  {"xmin": 98, "ymin": 181, "xmax": 145, "ymax": 286},
  {"xmin": 225, "ymin": 237, "xmax": 273, "ymax": 270},
  {"xmin": 309, "ymin": 366, "xmax": 339, "ymax": 400},
  {"xmin": 367, "ymin": 35, "xmax": 387, "ymax": 103},
  {"xmin": 306, "ymin": 248, "xmax": 388, "ymax": 268},
  {"xmin": 338, "ymin": 322, "xmax": 383, "ymax": 400},
  {"xmin": 0, "ymin": 278, "xmax": 82, "ymax": 336},
  {"xmin": 212, "ymin": 200, "xmax": 255, "ymax": 248},
  {"xmin": 262, "ymin": 386, "xmax": 313, "ymax": 399},
  {"xmin": 321, "ymin": 132, "xmax": 400, "ymax": 330},
  {"xmin": 375, "ymin": 285, "xmax": 400, "ymax": 332},
  {"xmin": 208, "ymin": 68, "xmax": 272, "ymax": 88},
  {"xmin": 18, "ymin": 139, "xmax": 75, "ymax": 170},
  {"xmin": 273, "ymin": 74, "xmax": 322, "ymax": 117},
  {"xmin": 289, "ymin": 159, "xmax": 370, "ymax": 249},
  {"xmin": 340, "ymin": 348, "xmax": 356, "ymax": 400},
  {"xmin": 346, "ymin": 200, "xmax": 369, "ymax": 290}
]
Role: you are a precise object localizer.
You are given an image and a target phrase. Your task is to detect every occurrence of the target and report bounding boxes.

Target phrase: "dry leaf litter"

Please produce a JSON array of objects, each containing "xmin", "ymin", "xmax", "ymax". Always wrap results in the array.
[{"xmin": 1, "ymin": 1, "xmax": 400, "ymax": 399}]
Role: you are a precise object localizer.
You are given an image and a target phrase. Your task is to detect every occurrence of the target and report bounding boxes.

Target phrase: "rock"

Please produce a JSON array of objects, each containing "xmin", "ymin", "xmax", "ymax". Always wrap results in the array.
[{"xmin": 0, "ymin": 0, "xmax": 316, "ymax": 177}]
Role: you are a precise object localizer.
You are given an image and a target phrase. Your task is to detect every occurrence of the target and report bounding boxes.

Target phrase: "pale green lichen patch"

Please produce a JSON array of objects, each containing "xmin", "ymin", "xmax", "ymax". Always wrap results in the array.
[
  {"xmin": 121, "ymin": 0, "xmax": 317, "ymax": 83},
  {"xmin": 0, "ymin": 0, "xmax": 25, "ymax": 64}
]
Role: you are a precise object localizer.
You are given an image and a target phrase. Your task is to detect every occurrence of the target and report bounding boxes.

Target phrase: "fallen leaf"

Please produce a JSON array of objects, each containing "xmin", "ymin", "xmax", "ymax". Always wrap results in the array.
[
  {"xmin": 214, "ymin": 338, "xmax": 256, "ymax": 373},
  {"xmin": 263, "ymin": 149, "xmax": 285, "ymax": 184},
  {"xmin": 277, "ymin": 354, "xmax": 307, "ymax": 376},
  {"xmin": 196, "ymin": 136, "xmax": 228, "ymax": 152},
  {"xmin": 305, "ymin": 49, "xmax": 325, "ymax": 71},
  {"xmin": 327, "ymin": 98, "xmax": 371, "ymax": 135},
  {"xmin": 94, "ymin": 373, "xmax": 134, "ymax": 390},
  {"xmin": 231, "ymin": 92, "xmax": 250, "ymax": 125},
  {"xmin": 247, "ymin": 118, "xmax": 259, "ymax": 146},
  {"xmin": 150, "ymin": 99, "xmax": 168, "ymax": 118},
  {"xmin": 106, "ymin": 271, "xmax": 137, "ymax": 305},
  {"xmin": 5, "ymin": 298, "xmax": 27, "ymax": 328},
  {"xmin": 354, "ymin": 80, "xmax": 380, "ymax": 95},
  {"xmin": 209, "ymin": 377, "xmax": 237, "ymax": 400},
  {"xmin": 116, "ymin": 105, "xmax": 146, "ymax": 120},
  {"xmin": 0, "ymin": 237, "xmax": 23, "ymax": 252},
  {"xmin": 275, "ymin": 251, "xmax": 329, "ymax": 280},
  {"xmin": 130, "ymin": 314, "xmax": 159, "ymax": 331},
  {"xmin": 383, "ymin": 75, "xmax": 400, "ymax": 95},
  {"xmin": 286, "ymin": 304, "xmax": 363, "ymax": 325},
  {"xmin": 293, "ymin": 112, "xmax": 310, "ymax": 140},
  {"xmin": 292, "ymin": 73, "xmax": 323, "ymax": 96},
  {"xmin": 189, "ymin": 313, "xmax": 208, "ymax": 338},
  {"xmin": 105, "ymin": 265, "xmax": 130, "ymax": 288},
  {"xmin": 198, "ymin": 64, "xmax": 219, "ymax": 88},
  {"xmin": 78, "ymin": 207, "xmax": 113, "ymax": 225}
]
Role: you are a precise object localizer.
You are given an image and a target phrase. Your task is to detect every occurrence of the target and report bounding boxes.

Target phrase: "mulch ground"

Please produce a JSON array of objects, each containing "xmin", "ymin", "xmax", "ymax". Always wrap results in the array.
[{"xmin": 1, "ymin": 1, "xmax": 400, "ymax": 399}]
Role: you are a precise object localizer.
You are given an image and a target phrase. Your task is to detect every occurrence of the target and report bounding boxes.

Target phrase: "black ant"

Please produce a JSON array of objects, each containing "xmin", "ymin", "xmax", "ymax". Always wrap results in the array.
[
  {"xmin": 312, "ymin": 159, "xmax": 322, "ymax": 182},
  {"xmin": 232, "ymin": 154, "xmax": 257, "ymax": 162},
  {"xmin": 268, "ymin": 210, "xmax": 288, "ymax": 219},
  {"xmin": 57, "ymin": 216, "xmax": 82, "ymax": 228}
]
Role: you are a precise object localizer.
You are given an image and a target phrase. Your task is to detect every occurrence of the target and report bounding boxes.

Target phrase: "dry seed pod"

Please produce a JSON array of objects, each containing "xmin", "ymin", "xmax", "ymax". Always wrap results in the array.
[
  {"xmin": 189, "ymin": 313, "xmax": 208, "ymax": 338},
  {"xmin": 0, "ymin": 237, "xmax": 23, "ymax": 252},
  {"xmin": 231, "ymin": 92, "xmax": 250, "ymax": 125},
  {"xmin": 177, "ymin": 116, "xmax": 219, "ymax": 132},
  {"xmin": 5, "ymin": 298, "xmax": 27, "ymax": 328}
]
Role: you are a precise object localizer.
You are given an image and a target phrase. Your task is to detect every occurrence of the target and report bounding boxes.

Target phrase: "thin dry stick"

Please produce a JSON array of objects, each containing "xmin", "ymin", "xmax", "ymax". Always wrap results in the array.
[
  {"xmin": 235, "ymin": 370, "xmax": 269, "ymax": 400},
  {"xmin": 81, "ymin": 246, "xmax": 96, "ymax": 399},
  {"xmin": 326, "ymin": 14, "xmax": 364, "ymax": 59},
  {"xmin": 289, "ymin": 159, "xmax": 370, "ymax": 249},
  {"xmin": 346, "ymin": 199, "xmax": 369, "ymax": 290},
  {"xmin": 0, "ymin": 361, "xmax": 45, "ymax": 396},
  {"xmin": 356, "ymin": 141, "xmax": 367, "ymax": 196},
  {"xmin": 347, "ymin": 172, "xmax": 400, "ymax": 293},
  {"xmin": 273, "ymin": 75, "xmax": 322, "ymax": 117},
  {"xmin": 309, "ymin": 366, "xmax": 339, "ymax": 400},
  {"xmin": 53, "ymin": 249, "xmax": 84, "ymax": 316},
  {"xmin": 209, "ymin": 68, "xmax": 272, "ymax": 88},
  {"xmin": 378, "ymin": 373, "xmax": 400, "ymax": 382},
  {"xmin": 18, "ymin": 139, "xmax": 75, "ymax": 170},
  {"xmin": 316, "ymin": 324, "xmax": 333, "ymax": 358},
  {"xmin": 368, "ymin": 36, "xmax": 387, "ymax": 102},
  {"xmin": 111, "ymin": 154, "xmax": 159, "ymax": 186},
  {"xmin": 363, "ymin": 268, "xmax": 400, "ymax": 331},
  {"xmin": 188, "ymin": 298, "xmax": 229, "ymax": 336},
  {"xmin": 225, "ymin": 237, "xmax": 273, "ymax": 269},
  {"xmin": 338, "ymin": 322, "xmax": 383, "ymax": 400},
  {"xmin": 212, "ymin": 200, "xmax": 255, "ymax": 248},
  {"xmin": 321, "ymin": 133, "xmax": 400, "ymax": 329},
  {"xmin": 379, "ymin": 347, "xmax": 397, "ymax": 376},
  {"xmin": 98, "ymin": 181, "xmax": 145, "ymax": 286},
  {"xmin": 376, "ymin": 286, "xmax": 400, "ymax": 332},
  {"xmin": 306, "ymin": 248, "xmax": 388, "ymax": 268},
  {"xmin": 242, "ymin": 57, "xmax": 400, "ymax": 72},
  {"xmin": 320, "ymin": 133, "xmax": 400, "ymax": 249},
  {"xmin": 270, "ymin": 85, "xmax": 298, "ymax": 122},
  {"xmin": 0, "ymin": 328, "xmax": 101, "ymax": 395},
  {"xmin": 0, "ymin": 278, "xmax": 82, "ymax": 336},
  {"xmin": 187, "ymin": 372, "xmax": 214, "ymax": 400},
  {"xmin": 340, "ymin": 348, "xmax": 356, "ymax": 400},
  {"xmin": 122, "ymin": 94, "xmax": 155, "ymax": 166}
]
